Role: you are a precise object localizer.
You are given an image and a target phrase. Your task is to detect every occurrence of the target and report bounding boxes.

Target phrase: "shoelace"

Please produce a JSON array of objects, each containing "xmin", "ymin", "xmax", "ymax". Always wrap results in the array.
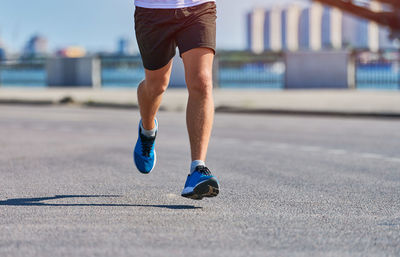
[
  {"xmin": 140, "ymin": 134, "xmax": 155, "ymax": 157},
  {"xmin": 196, "ymin": 166, "xmax": 211, "ymax": 176}
]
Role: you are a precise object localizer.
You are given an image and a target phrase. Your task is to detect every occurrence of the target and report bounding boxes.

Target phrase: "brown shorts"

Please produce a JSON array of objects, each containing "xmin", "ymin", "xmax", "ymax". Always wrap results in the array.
[{"xmin": 134, "ymin": 2, "xmax": 217, "ymax": 70}]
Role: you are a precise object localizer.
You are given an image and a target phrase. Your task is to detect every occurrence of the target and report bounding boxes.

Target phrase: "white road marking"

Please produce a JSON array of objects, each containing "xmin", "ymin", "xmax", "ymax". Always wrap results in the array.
[
  {"xmin": 271, "ymin": 143, "xmax": 290, "ymax": 149},
  {"xmin": 385, "ymin": 157, "xmax": 400, "ymax": 163},
  {"xmin": 359, "ymin": 153, "xmax": 384, "ymax": 159},
  {"xmin": 299, "ymin": 146, "xmax": 322, "ymax": 152},
  {"xmin": 327, "ymin": 149, "xmax": 348, "ymax": 155},
  {"xmin": 221, "ymin": 137, "xmax": 399, "ymax": 164},
  {"xmin": 249, "ymin": 141, "xmax": 266, "ymax": 147}
]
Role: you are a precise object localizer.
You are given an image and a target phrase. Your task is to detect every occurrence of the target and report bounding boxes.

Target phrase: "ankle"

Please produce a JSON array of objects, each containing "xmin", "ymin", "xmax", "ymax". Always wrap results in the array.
[
  {"xmin": 140, "ymin": 119, "xmax": 157, "ymax": 137},
  {"xmin": 190, "ymin": 160, "xmax": 205, "ymax": 174}
]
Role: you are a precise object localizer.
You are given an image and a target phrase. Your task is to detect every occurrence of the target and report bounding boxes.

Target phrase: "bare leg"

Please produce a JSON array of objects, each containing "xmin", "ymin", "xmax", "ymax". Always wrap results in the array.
[
  {"xmin": 182, "ymin": 48, "xmax": 215, "ymax": 162},
  {"xmin": 137, "ymin": 60, "xmax": 173, "ymax": 130}
]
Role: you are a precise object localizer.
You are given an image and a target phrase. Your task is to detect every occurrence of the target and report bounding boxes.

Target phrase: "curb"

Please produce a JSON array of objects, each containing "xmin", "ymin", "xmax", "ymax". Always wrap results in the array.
[
  {"xmin": 0, "ymin": 99, "xmax": 54, "ymax": 105},
  {"xmin": 1, "ymin": 98, "xmax": 400, "ymax": 119},
  {"xmin": 215, "ymin": 106, "xmax": 400, "ymax": 119}
]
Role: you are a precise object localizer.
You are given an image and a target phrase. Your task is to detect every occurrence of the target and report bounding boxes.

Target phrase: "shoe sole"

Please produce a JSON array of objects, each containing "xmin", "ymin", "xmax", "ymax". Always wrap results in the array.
[{"xmin": 181, "ymin": 178, "xmax": 219, "ymax": 200}]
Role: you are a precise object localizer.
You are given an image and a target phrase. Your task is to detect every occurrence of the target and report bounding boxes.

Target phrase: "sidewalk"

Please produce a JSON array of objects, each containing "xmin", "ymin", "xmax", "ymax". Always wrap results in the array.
[{"xmin": 1, "ymin": 88, "xmax": 400, "ymax": 117}]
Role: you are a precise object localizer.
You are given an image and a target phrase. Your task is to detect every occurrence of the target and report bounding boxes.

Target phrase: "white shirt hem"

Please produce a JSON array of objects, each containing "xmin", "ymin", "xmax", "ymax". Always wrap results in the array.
[{"xmin": 134, "ymin": 0, "xmax": 215, "ymax": 9}]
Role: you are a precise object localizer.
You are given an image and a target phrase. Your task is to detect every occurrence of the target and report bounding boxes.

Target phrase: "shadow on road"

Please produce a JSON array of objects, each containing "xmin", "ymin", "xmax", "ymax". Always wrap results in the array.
[{"xmin": 0, "ymin": 195, "xmax": 201, "ymax": 210}]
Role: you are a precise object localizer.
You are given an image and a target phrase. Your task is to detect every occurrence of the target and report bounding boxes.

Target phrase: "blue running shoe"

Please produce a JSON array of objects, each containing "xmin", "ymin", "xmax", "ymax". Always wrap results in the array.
[
  {"xmin": 181, "ymin": 166, "xmax": 219, "ymax": 200},
  {"xmin": 134, "ymin": 119, "xmax": 157, "ymax": 174}
]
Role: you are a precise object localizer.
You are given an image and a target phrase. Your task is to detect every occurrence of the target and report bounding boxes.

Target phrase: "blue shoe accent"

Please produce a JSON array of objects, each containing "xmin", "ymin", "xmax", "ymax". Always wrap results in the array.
[
  {"xmin": 181, "ymin": 166, "xmax": 219, "ymax": 200},
  {"xmin": 134, "ymin": 119, "xmax": 157, "ymax": 174}
]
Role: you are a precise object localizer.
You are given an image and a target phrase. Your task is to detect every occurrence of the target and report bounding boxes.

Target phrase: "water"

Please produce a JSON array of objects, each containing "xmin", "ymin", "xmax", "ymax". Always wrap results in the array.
[
  {"xmin": 101, "ymin": 68, "xmax": 144, "ymax": 87},
  {"xmin": 0, "ymin": 68, "xmax": 46, "ymax": 88},
  {"xmin": 356, "ymin": 63, "xmax": 400, "ymax": 90},
  {"xmin": 0, "ymin": 65, "xmax": 399, "ymax": 90},
  {"xmin": 218, "ymin": 63, "xmax": 284, "ymax": 89}
]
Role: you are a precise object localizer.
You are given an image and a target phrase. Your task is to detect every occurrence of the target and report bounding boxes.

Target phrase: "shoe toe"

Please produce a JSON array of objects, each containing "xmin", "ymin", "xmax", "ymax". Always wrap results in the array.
[
  {"xmin": 134, "ymin": 154, "xmax": 155, "ymax": 173},
  {"xmin": 135, "ymin": 156, "xmax": 154, "ymax": 173}
]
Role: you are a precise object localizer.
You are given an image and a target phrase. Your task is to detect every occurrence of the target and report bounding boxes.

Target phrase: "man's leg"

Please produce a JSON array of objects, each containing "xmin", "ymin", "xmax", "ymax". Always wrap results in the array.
[
  {"xmin": 180, "ymin": 47, "xmax": 219, "ymax": 199},
  {"xmin": 134, "ymin": 60, "xmax": 173, "ymax": 174},
  {"xmin": 137, "ymin": 60, "xmax": 173, "ymax": 130},
  {"xmin": 182, "ymin": 48, "xmax": 215, "ymax": 163}
]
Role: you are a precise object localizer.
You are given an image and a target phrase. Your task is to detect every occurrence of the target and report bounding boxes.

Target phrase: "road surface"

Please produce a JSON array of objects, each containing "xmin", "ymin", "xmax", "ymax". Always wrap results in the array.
[{"xmin": 0, "ymin": 105, "xmax": 399, "ymax": 256}]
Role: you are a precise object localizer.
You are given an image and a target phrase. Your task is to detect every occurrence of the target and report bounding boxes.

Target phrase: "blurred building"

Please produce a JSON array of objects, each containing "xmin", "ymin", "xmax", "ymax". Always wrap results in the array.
[
  {"xmin": 368, "ymin": 1, "xmax": 396, "ymax": 50},
  {"xmin": 0, "ymin": 48, "xmax": 5, "ymax": 60},
  {"xmin": 117, "ymin": 37, "xmax": 136, "ymax": 55},
  {"xmin": 321, "ymin": 6, "xmax": 342, "ymax": 49},
  {"xmin": 56, "ymin": 46, "xmax": 86, "ymax": 58},
  {"xmin": 247, "ymin": 8, "xmax": 266, "ymax": 54},
  {"xmin": 0, "ymin": 37, "xmax": 6, "ymax": 61},
  {"xmin": 342, "ymin": 14, "xmax": 369, "ymax": 49},
  {"xmin": 379, "ymin": 28, "xmax": 395, "ymax": 48},
  {"xmin": 280, "ymin": 6, "xmax": 302, "ymax": 51},
  {"xmin": 285, "ymin": 5, "xmax": 302, "ymax": 51},
  {"xmin": 23, "ymin": 34, "xmax": 48, "ymax": 57},
  {"xmin": 299, "ymin": 3, "xmax": 324, "ymax": 51},
  {"xmin": 246, "ymin": 2, "xmax": 394, "ymax": 53},
  {"xmin": 298, "ymin": 8, "xmax": 310, "ymax": 50}
]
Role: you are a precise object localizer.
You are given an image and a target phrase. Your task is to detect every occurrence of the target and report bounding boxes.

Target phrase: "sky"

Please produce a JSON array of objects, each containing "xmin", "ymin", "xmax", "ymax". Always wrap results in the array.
[{"xmin": 0, "ymin": 0, "xmax": 304, "ymax": 53}]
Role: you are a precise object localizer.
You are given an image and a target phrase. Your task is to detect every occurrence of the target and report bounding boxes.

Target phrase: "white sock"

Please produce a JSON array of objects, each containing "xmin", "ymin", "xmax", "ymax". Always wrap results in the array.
[
  {"xmin": 140, "ymin": 121, "xmax": 157, "ymax": 137},
  {"xmin": 190, "ymin": 160, "xmax": 205, "ymax": 174}
]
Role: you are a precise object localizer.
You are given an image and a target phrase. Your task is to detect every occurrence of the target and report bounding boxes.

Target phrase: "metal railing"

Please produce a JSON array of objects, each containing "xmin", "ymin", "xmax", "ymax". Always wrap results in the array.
[
  {"xmin": 355, "ymin": 50, "xmax": 400, "ymax": 90},
  {"xmin": 0, "ymin": 58, "xmax": 46, "ymax": 87},
  {"xmin": 100, "ymin": 55, "xmax": 144, "ymax": 87},
  {"xmin": 101, "ymin": 52, "xmax": 286, "ymax": 89},
  {"xmin": 216, "ymin": 52, "xmax": 285, "ymax": 89},
  {"xmin": 0, "ymin": 50, "xmax": 399, "ymax": 90}
]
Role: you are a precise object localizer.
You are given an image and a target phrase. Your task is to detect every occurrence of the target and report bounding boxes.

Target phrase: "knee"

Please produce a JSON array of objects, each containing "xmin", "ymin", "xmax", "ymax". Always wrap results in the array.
[
  {"xmin": 187, "ymin": 72, "xmax": 213, "ymax": 97},
  {"xmin": 142, "ymin": 75, "xmax": 169, "ymax": 96}
]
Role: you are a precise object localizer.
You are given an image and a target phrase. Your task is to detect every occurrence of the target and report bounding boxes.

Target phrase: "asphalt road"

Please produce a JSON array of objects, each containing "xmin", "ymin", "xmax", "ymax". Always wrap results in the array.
[{"xmin": 0, "ymin": 105, "xmax": 399, "ymax": 257}]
